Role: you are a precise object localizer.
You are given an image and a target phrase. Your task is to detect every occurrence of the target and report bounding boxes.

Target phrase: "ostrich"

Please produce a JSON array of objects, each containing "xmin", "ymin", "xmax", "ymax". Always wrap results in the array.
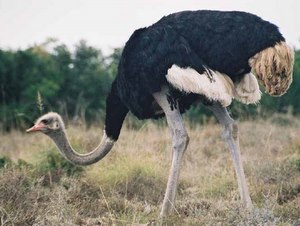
[{"xmin": 27, "ymin": 10, "xmax": 294, "ymax": 218}]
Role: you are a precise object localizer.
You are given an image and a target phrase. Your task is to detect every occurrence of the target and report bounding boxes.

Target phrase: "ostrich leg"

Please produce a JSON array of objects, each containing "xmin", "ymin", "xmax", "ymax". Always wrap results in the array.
[
  {"xmin": 153, "ymin": 89, "xmax": 189, "ymax": 218},
  {"xmin": 206, "ymin": 102, "xmax": 253, "ymax": 208}
]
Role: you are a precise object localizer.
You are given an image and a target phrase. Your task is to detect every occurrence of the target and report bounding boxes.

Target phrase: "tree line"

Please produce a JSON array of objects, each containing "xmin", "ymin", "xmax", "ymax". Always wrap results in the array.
[{"xmin": 0, "ymin": 39, "xmax": 299, "ymax": 131}]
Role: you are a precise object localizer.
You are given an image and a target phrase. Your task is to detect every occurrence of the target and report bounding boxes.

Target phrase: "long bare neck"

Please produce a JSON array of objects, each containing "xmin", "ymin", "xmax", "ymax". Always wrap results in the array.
[{"xmin": 48, "ymin": 128, "xmax": 115, "ymax": 166}]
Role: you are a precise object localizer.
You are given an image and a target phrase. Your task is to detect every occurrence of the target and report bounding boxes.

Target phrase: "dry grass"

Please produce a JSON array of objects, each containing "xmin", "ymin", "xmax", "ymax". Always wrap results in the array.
[{"xmin": 0, "ymin": 115, "xmax": 300, "ymax": 225}]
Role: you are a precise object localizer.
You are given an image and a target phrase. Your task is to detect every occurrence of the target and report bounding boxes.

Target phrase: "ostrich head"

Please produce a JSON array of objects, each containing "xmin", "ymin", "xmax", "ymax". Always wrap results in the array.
[
  {"xmin": 249, "ymin": 41, "xmax": 294, "ymax": 96},
  {"xmin": 26, "ymin": 112, "xmax": 115, "ymax": 166},
  {"xmin": 26, "ymin": 112, "xmax": 65, "ymax": 134}
]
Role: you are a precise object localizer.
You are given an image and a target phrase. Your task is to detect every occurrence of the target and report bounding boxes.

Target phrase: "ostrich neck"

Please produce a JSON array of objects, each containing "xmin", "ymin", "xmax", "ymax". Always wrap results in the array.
[{"xmin": 49, "ymin": 129, "xmax": 115, "ymax": 166}]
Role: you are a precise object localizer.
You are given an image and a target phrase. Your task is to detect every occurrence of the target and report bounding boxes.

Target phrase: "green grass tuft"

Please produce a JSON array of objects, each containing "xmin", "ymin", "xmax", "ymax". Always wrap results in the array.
[
  {"xmin": 36, "ymin": 148, "xmax": 84, "ymax": 177},
  {"xmin": 0, "ymin": 155, "xmax": 12, "ymax": 168},
  {"xmin": 295, "ymin": 159, "xmax": 300, "ymax": 171}
]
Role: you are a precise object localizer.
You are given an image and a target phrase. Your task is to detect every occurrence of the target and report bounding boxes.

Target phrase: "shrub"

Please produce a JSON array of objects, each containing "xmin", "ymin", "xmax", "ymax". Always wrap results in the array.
[
  {"xmin": 36, "ymin": 149, "xmax": 84, "ymax": 177},
  {"xmin": 0, "ymin": 155, "xmax": 12, "ymax": 168}
]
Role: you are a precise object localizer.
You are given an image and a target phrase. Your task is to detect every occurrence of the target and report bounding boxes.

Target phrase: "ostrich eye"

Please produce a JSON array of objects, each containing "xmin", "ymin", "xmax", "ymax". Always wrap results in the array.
[{"xmin": 41, "ymin": 119, "xmax": 49, "ymax": 124}]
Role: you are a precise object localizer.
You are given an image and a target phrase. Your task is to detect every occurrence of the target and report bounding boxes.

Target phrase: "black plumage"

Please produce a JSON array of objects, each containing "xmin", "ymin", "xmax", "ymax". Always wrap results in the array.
[{"xmin": 105, "ymin": 10, "xmax": 285, "ymax": 140}]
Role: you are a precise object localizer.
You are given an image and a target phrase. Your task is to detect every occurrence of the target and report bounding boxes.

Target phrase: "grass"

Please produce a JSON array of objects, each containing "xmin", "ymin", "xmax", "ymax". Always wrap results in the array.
[{"xmin": 0, "ymin": 115, "xmax": 300, "ymax": 225}]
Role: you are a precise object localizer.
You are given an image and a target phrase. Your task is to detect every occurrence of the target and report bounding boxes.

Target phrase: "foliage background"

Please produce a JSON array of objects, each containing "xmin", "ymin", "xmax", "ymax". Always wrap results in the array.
[{"xmin": 0, "ymin": 39, "xmax": 299, "ymax": 131}]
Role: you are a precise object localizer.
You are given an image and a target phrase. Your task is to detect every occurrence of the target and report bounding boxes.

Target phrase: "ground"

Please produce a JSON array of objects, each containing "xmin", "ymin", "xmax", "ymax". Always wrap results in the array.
[{"xmin": 0, "ymin": 114, "xmax": 300, "ymax": 225}]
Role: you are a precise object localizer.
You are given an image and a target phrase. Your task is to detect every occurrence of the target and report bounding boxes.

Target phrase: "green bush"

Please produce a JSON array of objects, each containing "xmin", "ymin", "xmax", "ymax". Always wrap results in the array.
[
  {"xmin": 1, "ymin": 41, "xmax": 299, "ymax": 132},
  {"xmin": 0, "ymin": 156, "xmax": 12, "ymax": 169},
  {"xmin": 37, "ymin": 149, "xmax": 83, "ymax": 177}
]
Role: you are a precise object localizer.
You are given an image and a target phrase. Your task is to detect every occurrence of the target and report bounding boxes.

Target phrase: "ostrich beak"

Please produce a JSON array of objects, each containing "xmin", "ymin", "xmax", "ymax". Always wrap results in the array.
[{"xmin": 26, "ymin": 122, "xmax": 46, "ymax": 133}]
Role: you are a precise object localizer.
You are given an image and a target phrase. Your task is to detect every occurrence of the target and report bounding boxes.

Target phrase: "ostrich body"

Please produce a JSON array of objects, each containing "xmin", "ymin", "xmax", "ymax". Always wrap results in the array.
[{"xmin": 27, "ymin": 10, "xmax": 294, "ymax": 218}]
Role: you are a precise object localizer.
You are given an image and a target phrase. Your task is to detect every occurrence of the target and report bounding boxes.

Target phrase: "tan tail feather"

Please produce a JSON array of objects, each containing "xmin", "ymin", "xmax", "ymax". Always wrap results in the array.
[{"xmin": 249, "ymin": 41, "xmax": 294, "ymax": 96}]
